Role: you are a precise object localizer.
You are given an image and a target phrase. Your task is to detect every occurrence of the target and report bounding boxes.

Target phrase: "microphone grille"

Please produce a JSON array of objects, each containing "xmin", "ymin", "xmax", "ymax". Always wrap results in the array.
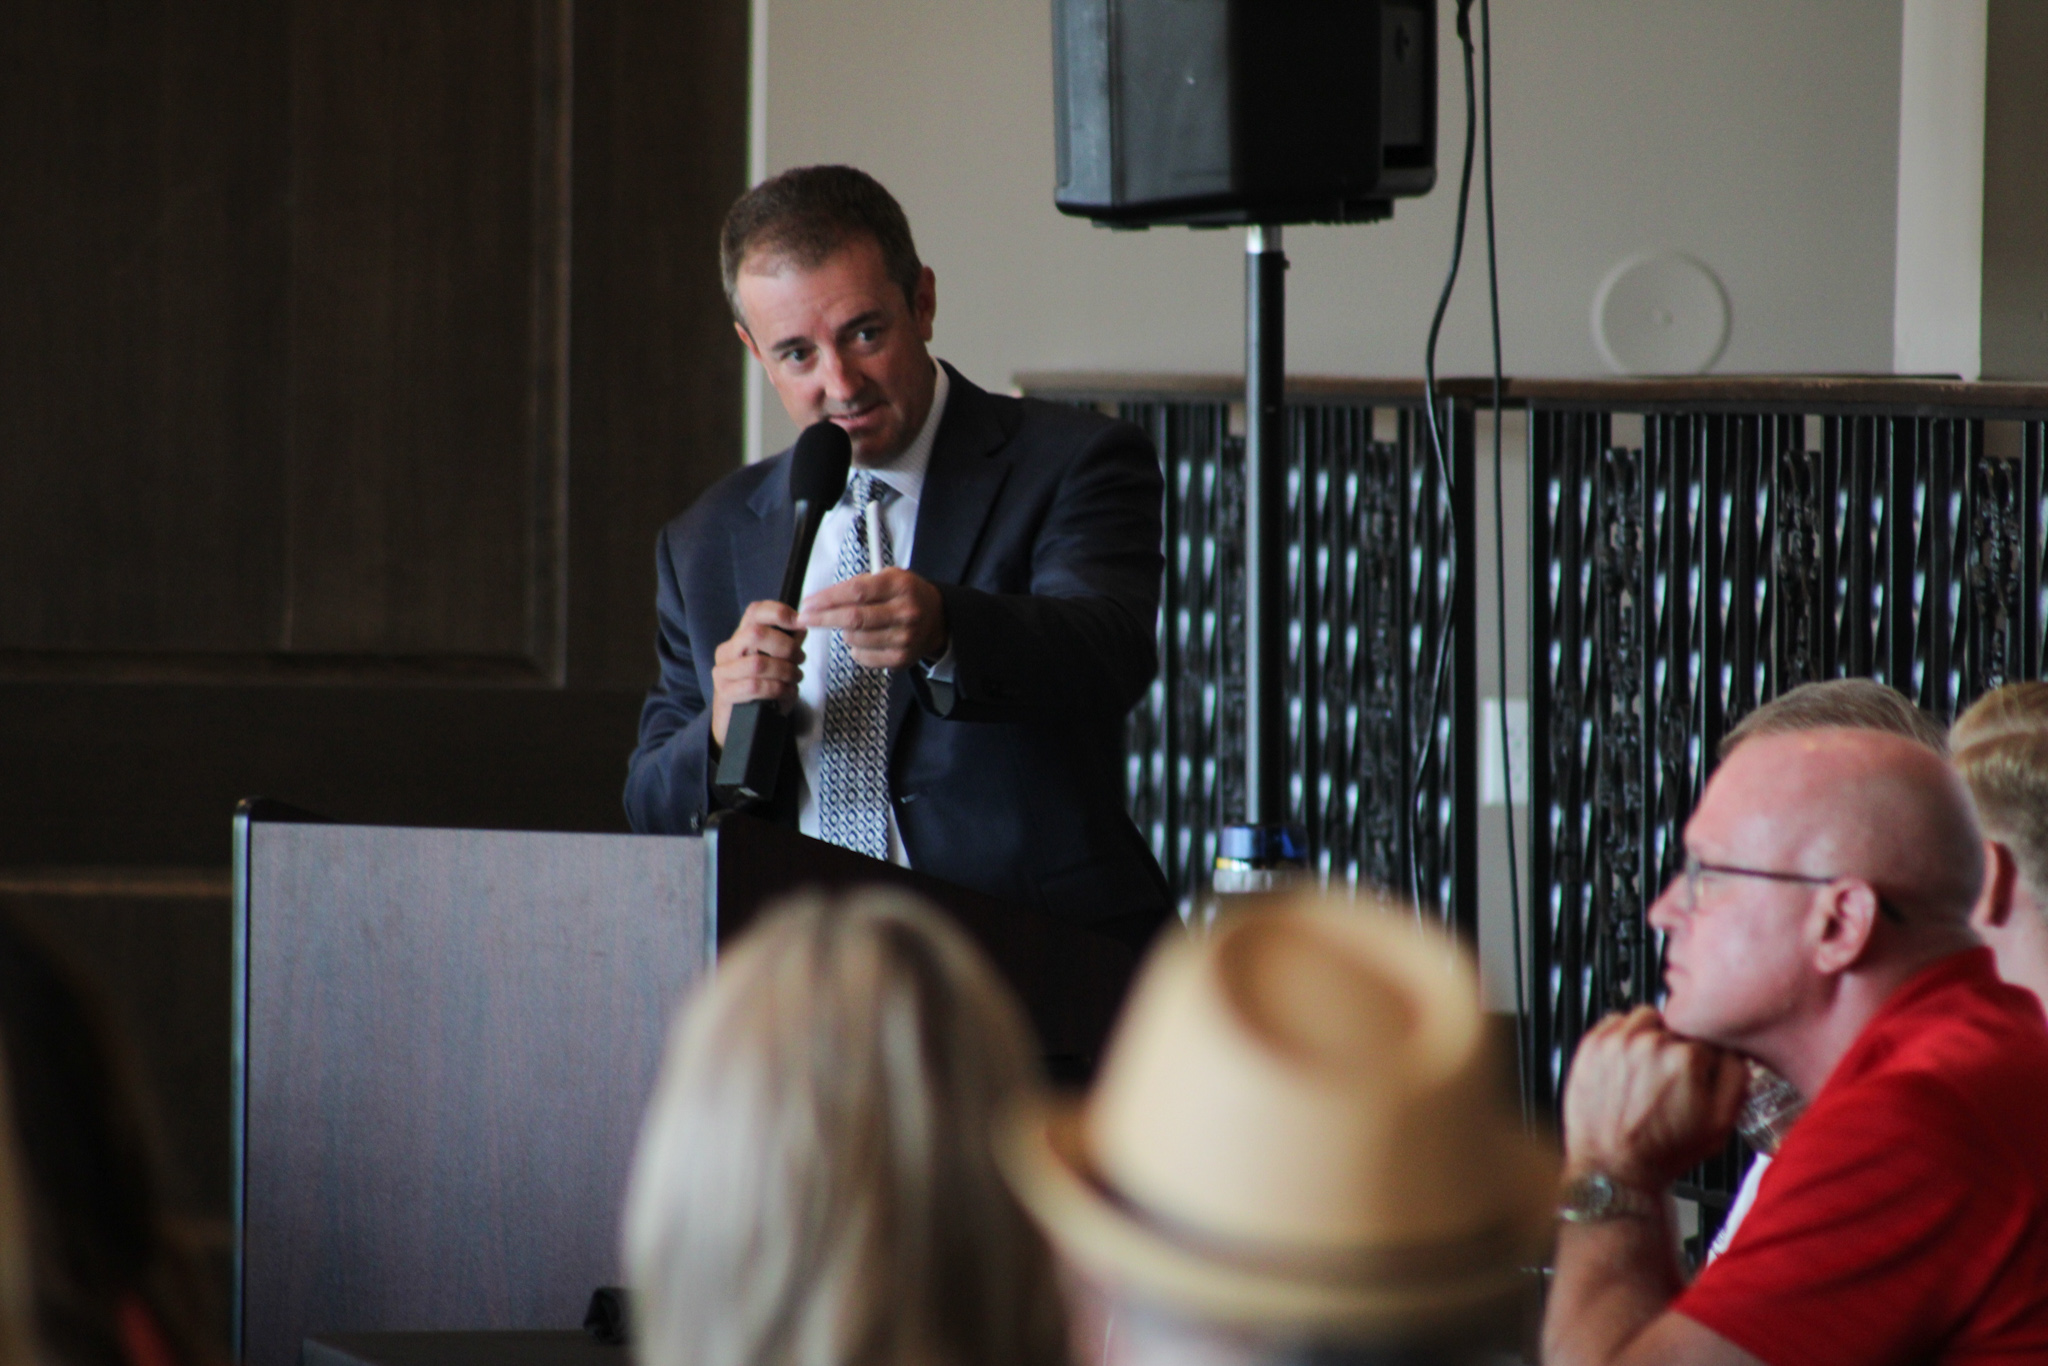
[{"xmin": 788, "ymin": 419, "xmax": 853, "ymax": 508}]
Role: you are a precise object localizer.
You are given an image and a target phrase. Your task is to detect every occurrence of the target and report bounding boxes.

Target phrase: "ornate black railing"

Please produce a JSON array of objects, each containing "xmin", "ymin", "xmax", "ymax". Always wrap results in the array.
[
  {"xmin": 1521, "ymin": 376, "xmax": 2048, "ymax": 1218},
  {"xmin": 1023, "ymin": 371, "xmax": 2048, "ymax": 1225},
  {"xmin": 1017, "ymin": 375, "xmax": 1477, "ymax": 941}
]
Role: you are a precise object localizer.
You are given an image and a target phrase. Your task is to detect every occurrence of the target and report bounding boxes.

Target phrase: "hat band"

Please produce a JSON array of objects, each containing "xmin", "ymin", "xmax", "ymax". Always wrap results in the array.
[{"xmin": 1080, "ymin": 1162, "xmax": 1528, "ymax": 1288}]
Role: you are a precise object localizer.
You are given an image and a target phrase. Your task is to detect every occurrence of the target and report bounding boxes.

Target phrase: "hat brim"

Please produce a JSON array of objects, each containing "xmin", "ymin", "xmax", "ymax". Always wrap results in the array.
[{"xmin": 1000, "ymin": 1096, "xmax": 1557, "ymax": 1337}]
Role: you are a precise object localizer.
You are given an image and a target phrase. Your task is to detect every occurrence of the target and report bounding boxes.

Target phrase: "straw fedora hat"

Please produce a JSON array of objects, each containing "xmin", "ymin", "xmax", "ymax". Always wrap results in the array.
[{"xmin": 1001, "ymin": 894, "xmax": 1557, "ymax": 1335}]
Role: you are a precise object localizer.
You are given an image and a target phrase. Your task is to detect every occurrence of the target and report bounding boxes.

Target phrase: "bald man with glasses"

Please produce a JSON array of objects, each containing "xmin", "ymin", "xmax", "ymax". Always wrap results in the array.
[{"xmin": 1544, "ymin": 727, "xmax": 2048, "ymax": 1366}]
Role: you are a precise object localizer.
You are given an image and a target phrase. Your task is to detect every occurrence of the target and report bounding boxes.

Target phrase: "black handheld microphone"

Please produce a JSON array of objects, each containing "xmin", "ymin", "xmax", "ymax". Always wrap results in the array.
[{"xmin": 714, "ymin": 419, "xmax": 853, "ymax": 809}]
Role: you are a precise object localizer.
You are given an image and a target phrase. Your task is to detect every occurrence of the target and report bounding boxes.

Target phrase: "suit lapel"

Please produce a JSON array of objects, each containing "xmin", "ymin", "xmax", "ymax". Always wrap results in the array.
[
  {"xmin": 909, "ymin": 364, "xmax": 1013, "ymax": 588},
  {"xmin": 891, "ymin": 364, "xmax": 1013, "ymax": 744},
  {"xmin": 734, "ymin": 455, "xmax": 794, "ymax": 611}
]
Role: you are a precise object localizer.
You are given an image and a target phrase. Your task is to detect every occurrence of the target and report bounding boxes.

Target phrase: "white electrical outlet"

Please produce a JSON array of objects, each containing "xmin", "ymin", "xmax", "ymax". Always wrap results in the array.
[{"xmin": 1481, "ymin": 697, "xmax": 1530, "ymax": 807}]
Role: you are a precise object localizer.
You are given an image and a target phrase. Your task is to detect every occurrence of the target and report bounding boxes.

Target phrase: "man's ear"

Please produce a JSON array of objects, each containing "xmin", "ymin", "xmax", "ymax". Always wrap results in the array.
[
  {"xmin": 734, "ymin": 319, "xmax": 762, "ymax": 363},
  {"xmin": 1811, "ymin": 880, "xmax": 1881, "ymax": 974},
  {"xmin": 1972, "ymin": 839, "xmax": 2019, "ymax": 931},
  {"xmin": 912, "ymin": 265, "xmax": 937, "ymax": 342}
]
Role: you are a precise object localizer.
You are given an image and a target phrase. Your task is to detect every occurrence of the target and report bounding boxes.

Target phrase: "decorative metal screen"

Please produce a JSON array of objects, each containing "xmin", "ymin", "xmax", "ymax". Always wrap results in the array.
[
  {"xmin": 1027, "ymin": 373, "xmax": 2046, "ymax": 1233},
  {"xmin": 1111, "ymin": 396, "xmax": 1475, "ymax": 936},
  {"xmin": 1528, "ymin": 401, "xmax": 2048, "ymax": 1212}
]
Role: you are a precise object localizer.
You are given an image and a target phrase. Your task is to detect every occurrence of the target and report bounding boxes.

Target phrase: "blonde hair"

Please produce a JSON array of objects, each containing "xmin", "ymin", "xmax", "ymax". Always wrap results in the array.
[
  {"xmin": 623, "ymin": 890, "xmax": 1067, "ymax": 1366},
  {"xmin": 1955, "ymin": 729, "xmax": 2048, "ymax": 911},
  {"xmin": 1951, "ymin": 681, "xmax": 2048, "ymax": 752}
]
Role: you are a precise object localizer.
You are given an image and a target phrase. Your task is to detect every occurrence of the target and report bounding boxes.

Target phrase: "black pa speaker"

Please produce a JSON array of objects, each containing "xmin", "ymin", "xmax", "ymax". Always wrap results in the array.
[{"xmin": 1053, "ymin": 0, "xmax": 1437, "ymax": 227}]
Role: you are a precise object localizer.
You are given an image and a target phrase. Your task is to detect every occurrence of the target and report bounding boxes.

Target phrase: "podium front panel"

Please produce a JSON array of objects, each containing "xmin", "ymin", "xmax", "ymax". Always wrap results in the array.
[{"xmin": 233, "ymin": 819, "xmax": 709, "ymax": 1366}]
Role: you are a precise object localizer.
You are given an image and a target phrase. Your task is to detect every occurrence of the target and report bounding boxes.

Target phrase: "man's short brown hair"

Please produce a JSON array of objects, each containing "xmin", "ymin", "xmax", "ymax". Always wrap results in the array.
[
  {"xmin": 1719, "ymin": 678, "xmax": 1947, "ymax": 759},
  {"xmin": 719, "ymin": 165, "xmax": 923, "ymax": 329}
]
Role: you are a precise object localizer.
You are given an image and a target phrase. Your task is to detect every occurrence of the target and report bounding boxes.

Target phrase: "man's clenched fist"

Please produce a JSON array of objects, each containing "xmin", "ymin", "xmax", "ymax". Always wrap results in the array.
[
  {"xmin": 710, "ymin": 600, "xmax": 807, "ymax": 747},
  {"xmin": 1562, "ymin": 1006, "xmax": 1747, "ymax": 1191}
]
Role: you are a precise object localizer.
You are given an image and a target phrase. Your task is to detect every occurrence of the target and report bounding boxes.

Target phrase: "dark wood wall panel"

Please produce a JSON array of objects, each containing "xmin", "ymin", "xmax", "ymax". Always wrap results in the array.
[
  {"xmin": 568, "ymin": 0, "xmax": 749, "ymax": 688},
  {"xmin": 2, "ymin": 3, "xmax": 746, "ymax": 1337},
  {"xmin": 1, "ymin": 0, "xmax": 742, "ymax": 680},
  {"xmin": 283, "ymin": 0, "xmax": 564, "ymax": 662},
  {"xmin": 0, "ymin": 684, "xmax": 643, "ymax": 870},
  {"xmin": 0, "ymin": 1, "xmax": 289, "ymax": 654}
]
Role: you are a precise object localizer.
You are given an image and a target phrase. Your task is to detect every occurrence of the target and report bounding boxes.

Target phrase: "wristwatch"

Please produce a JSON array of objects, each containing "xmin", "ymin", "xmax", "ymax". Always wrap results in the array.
[{"xmin": 1558, "ymin": 1170, "xmax": 1661, "ymax": 1224}]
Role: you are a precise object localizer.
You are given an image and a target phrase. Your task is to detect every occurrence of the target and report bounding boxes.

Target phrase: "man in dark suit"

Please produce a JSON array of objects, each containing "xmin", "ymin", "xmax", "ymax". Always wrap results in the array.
[{"xmin": 625, "ymin": 166, "xmax": 1169, "ymax": 946}]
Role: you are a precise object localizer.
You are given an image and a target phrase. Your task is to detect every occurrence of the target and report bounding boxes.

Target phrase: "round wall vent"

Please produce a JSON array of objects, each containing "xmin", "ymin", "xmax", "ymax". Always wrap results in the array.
[{"xmin": 1592, "ymin": 251, "xmax": 1730, "ymax": 375}]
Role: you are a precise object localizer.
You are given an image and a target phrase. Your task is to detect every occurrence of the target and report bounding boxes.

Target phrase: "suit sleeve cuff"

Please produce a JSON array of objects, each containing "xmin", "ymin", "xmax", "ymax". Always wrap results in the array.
[
  {"xmin": 921, "ymin": 641, "xmax": 959, "ymax": 682},
  {"xmin": 915, "ymin": 645, "xmax": 959, "ymax": 715}
]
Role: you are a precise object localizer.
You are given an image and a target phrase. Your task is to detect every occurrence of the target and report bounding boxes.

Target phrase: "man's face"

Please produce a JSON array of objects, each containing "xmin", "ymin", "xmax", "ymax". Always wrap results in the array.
[
  {"xmin": 733, "ymin": 235, "xmax": 938, "ymax": 465},
  {"xmin": 1647, "ymin": 761, "xmax": 1820, "ymax": 1051}
]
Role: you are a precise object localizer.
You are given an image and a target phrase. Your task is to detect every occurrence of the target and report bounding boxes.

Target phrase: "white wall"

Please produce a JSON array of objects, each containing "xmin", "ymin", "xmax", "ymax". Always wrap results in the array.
[
  {"xmin": 748, "ymin": 0, "xmax": 1906, "ymax": 458},
  {"xmin": 1893, "ymin": 0, "xmax": 1987, "ymax": 377}
]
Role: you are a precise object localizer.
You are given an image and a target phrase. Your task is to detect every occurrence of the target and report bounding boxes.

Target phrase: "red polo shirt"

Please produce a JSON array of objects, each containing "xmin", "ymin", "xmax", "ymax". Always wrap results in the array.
[{"xmin": 1676, "ymin": 948, "xmax": 2048, "ymax": 1364}]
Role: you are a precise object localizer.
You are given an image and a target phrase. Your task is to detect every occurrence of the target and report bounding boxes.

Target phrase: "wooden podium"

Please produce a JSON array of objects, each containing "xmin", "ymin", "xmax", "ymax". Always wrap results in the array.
[{"xmin": 231, "ymin": 802, "xmax": 1138, "ymax": 1366}]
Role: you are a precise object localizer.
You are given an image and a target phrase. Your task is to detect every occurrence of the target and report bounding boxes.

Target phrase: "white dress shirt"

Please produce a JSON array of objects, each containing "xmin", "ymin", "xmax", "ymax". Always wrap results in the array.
[{"xmin": 793, "ymin": 362, "xmax": 952, "ymax": 866}]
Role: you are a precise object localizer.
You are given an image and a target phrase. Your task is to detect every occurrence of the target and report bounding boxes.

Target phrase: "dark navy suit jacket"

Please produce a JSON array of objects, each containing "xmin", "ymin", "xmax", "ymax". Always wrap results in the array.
[{"xmin": 624, "ymin": 364, "xmax": 1170, "ymax": 939}]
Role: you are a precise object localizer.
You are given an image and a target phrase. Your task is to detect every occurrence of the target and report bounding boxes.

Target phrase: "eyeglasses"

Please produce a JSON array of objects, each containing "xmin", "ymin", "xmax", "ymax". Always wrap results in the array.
[{"xmin": 1678, "ymin": 852, "xmax": 1905, "ymax": 924}]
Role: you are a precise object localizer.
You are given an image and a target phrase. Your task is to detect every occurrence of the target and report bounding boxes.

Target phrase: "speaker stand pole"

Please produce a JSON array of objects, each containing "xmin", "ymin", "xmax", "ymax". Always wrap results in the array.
[{"xmin": 1215, "ymin": 223, "xmax": 1306, "ymax": 902}]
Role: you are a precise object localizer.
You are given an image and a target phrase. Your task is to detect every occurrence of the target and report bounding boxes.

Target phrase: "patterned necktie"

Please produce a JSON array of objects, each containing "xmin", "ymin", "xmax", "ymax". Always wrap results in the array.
[{"xmin": 817, "ymin": 473, "xmax": 895, "ymax": 859}]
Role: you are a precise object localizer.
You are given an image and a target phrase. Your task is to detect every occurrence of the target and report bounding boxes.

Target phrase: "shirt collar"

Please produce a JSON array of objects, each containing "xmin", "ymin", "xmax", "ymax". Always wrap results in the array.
[
  {"xmin": 851, "ymin": 360, "xmax": 947, "ymax": 504},
  {"xmin": 1814, "ymin": 946, "xmax": 2003, "ymax": 1099}
]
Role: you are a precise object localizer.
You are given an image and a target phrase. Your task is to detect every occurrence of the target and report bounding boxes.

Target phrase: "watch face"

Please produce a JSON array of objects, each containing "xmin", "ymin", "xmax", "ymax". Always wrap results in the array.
[
  {"xmin": 1561, "ymin": 1172, "xmax": 1623, "ymax": 1223},
  {"xmin": 1559, "ymin": 1170, "xmax": 1661, "ymax": 1225}
]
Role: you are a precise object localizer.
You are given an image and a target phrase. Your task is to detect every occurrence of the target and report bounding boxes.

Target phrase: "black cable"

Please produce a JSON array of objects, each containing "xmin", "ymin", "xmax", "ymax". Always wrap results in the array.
[
  {"xmin": 1477, "ymin": 0, "xmax": 1530, "ymax": 1127},
  {"xmin": 1421, "ymin": 0, "xmax": 1478, "ymax": 494},
  {"xmin": 1412, "ymin": 1, "xmax": 1532, "ymax": 1126},
  {"xmin": 1410, "ymin": 0, "xmax": 1478, "ymax": 913}
]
